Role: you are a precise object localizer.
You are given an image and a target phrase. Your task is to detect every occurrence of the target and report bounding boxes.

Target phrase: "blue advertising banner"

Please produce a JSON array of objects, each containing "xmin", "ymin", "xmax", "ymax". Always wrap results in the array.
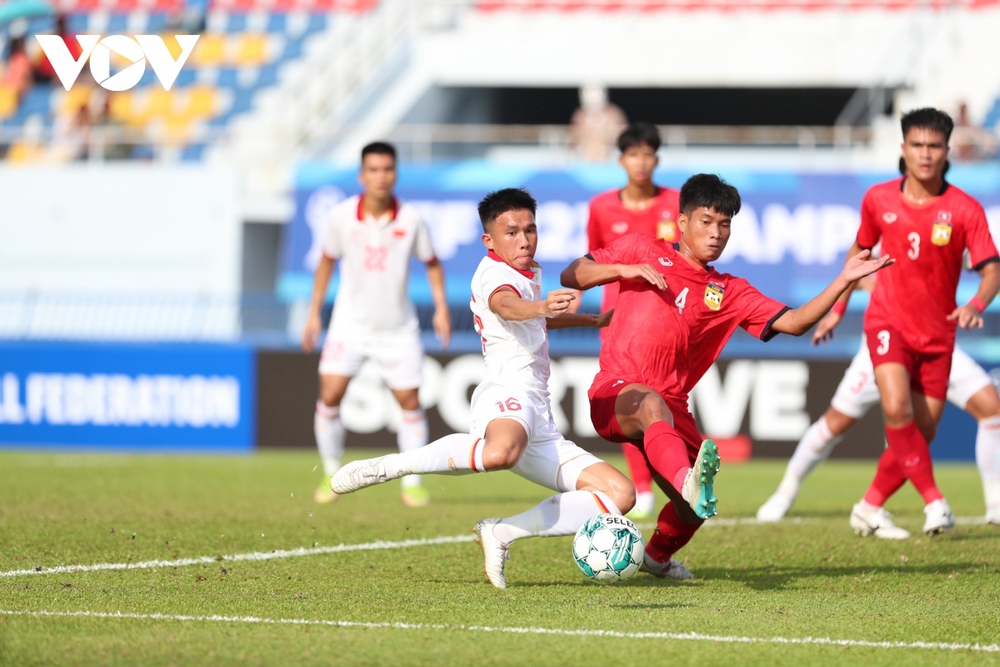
[
  {"xmin": 0, "ymin": 342, "xmax": 256, "ymax": 452},
  {"xmin": 281, "ymin": 161, "xmax": 1000, "ymax": 313}
]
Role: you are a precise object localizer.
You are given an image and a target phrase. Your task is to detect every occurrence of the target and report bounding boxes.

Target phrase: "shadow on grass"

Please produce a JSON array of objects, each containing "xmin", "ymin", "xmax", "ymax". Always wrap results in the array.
[
  {"xmin": 694, "ymin": 561, "xmax": 986, "ymax": 591},
  {"xmin": 608, "ymin": 602, "xmax": 693, "ymax": 610}
]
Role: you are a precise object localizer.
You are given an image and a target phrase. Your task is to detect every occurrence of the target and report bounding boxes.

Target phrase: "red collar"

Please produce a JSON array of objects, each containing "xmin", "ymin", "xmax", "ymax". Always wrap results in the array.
[
  {"xmin": 487, "ymin": 250, "xmax": 535, "ymax": 278},
  {"xmin": 356, "ymin": 195, "xmax": 398, "ymax": 222}
]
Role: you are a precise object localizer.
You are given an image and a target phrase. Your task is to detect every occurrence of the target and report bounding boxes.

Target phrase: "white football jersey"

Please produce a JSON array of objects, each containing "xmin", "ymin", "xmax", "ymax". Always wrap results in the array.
[
  {"xmin": 469, "ymin": 251, "xmax": 550, "ymax": 395},
  {"xmin": 323, "ymin": 195, "xmax": 436, "ymax": 335}
]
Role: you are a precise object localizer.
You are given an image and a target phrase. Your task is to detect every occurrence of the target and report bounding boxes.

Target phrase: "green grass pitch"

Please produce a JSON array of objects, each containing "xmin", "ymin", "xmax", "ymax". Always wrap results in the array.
[{"xmin": 0, "ymin": 449, "xmax": 997, "ymax": 666}]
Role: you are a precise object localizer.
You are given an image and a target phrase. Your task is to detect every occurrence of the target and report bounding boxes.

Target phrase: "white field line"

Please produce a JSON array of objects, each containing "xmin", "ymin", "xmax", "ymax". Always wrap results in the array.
[
  {"xmin": 0, "ymin": 515, "xmax": 987, "ymax": 579},
  {"xmin": 0, "ymin": 534, "xmax": 476, "ymax": 578},
  {"xmin": 0, "ymin": 609, "xmax": 996, "ymax": 653}
]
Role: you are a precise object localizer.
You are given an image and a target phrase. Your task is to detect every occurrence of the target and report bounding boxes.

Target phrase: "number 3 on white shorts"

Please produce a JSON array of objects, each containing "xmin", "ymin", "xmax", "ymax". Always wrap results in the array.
[{"xmin": 876, "ymin": 330, "xmax": 890, "ymax": 355}]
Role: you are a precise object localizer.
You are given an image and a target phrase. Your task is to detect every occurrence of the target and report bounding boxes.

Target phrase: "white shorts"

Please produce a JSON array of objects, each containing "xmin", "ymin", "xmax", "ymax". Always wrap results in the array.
[
  {"xmin": 470, "ymin": 382, "xmax": 602, "ymax": 493},
  {"xmin": 318, "ymin": 328, "xmax": 424, "ymax": 390},
  {"xmin": 830, "ymin": 338, "xmax": 993, "ymax": 418}
]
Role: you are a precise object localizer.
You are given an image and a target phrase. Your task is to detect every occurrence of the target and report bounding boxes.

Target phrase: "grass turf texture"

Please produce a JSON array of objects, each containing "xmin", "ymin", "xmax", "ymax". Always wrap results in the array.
[{"xmin": 0, "ymin": 450, "xmax": 997, "ymax": 667}]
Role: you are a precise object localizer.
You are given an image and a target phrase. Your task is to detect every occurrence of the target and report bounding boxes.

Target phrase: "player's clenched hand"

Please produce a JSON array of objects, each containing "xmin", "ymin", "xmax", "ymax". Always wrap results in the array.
[
  {"xmin": 841, "ymin": 249, "xmax": 895, "ymax": 283},
  {"xmin": 947, "ymin": 303, "xmax": 984, "ymax": 330},
  {"xmin": 811, "ymin": 310, "xmax": 841, "ymax": 345},
  {"xmin": 541, "ymin": 289, "xmax": 577, "ymax": 317},
  {"xmin": 617, "ymin": 264, "xmax": 667, "ymax": 290},
  {"xmin": 433, "ymin": 305, "xmax": 452, "ymax": 350},
  {"xmin": 595, "ymin": 309, "xmax": 614, "ymax": 328},
  {"xmin": 301, "ymin": 313, "xmax": 322, "ymax": 352}
]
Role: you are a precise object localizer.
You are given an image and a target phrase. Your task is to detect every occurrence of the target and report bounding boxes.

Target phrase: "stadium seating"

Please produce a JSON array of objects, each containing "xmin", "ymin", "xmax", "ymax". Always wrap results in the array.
[{"xmin": 0, "ymin": 1, "xmax": 375, "ymax": 162}]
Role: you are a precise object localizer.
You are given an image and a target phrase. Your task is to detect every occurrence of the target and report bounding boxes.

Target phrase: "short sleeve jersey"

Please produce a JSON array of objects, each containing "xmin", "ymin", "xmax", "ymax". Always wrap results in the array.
[
  {"xmin": 590, "ymin": 234, "xmax": 789, "ymax": 400},
  {"xmin": 857, "ymin": 179, "xmax": 998, "ymax": 354},
  {"xmin": 469, "ymin": 251, "xmax": 550, "ymax": 395},
  {"xmin": 323, "ymin": 195, "xmax": 436, "ymax": 335},
  {"xmin": 588, "ymin": 187, "xmax": 681, "ymax": 313}
]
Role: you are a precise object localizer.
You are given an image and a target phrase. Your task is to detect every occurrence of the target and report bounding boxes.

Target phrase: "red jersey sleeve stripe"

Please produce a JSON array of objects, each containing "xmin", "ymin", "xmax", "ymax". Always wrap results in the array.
[
  {"xmin": 488, "ymin": 284, "xmax": 522, "ymax": 301},
  {"xmin": 760, "ymin": 306, "xmax": 791, "ymax": 342}
]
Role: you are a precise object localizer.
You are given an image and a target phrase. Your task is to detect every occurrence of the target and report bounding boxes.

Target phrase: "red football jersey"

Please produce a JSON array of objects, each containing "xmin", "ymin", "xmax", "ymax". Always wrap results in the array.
[
  {"xmin": 858, "ymin": 179, "xmax": 998, "ymax": 354},
  {"xmin": 590, "ymin": 234, "xmax": 789, "ymax": 400},
  {"xmin": 587, "ymin": 186, "xmax": 681, "ymax": 313}
]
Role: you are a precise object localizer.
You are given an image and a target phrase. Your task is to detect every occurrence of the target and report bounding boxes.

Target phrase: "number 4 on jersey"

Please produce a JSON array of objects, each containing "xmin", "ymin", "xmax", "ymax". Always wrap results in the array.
[{"xmin": 675, "ymin": 287, "xmax": 689, "ymax": 314}]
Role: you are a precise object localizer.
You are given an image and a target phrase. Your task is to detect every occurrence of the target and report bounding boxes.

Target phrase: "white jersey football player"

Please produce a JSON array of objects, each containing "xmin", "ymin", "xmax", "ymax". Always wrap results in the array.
[
  {"xmin": 301, "ymin": 142, "xmax": 451, "ymax": 508},
  {"xmin": 331, "ymin": 188, "xmax": 636, "ymax": 589},
  {"xmin": 757, "ymin": 333, "xmax": 1000, "ymax": 529}
]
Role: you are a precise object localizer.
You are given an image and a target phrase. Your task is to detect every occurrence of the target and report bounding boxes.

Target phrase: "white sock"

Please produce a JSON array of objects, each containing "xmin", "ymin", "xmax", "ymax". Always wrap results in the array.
[
  {"xmin": 777, "ymin": 415, "xmax": 842, "ymax": 499},
  {"xmin": 315, "ymin": 401, "xmax": 345, "ymax": 476},
  {"xmin": 492, "ymin": 490, "xmax": 621, "ymax": 544},
  {"xmin": 382, "ymin": 433, "xmax": 486, "ymax": 479},
  {"xmin": 976, "ymin": 414, "xmax": 1000, "ymax": 516},
  {"xmin": 398, "ymin": 408, "xmax": 428, "ymax": 489}
]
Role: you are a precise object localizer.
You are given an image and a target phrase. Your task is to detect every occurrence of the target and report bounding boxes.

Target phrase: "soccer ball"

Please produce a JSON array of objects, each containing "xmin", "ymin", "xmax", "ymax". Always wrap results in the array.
[{"xmin": 572, "ymin": 513, "xmax": 645, "ymax": 583}]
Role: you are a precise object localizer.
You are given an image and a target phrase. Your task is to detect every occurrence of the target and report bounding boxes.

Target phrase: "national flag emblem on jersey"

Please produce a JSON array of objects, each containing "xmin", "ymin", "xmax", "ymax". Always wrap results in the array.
[
  {"xmin": 657, "ymin": 220, "xmax": 678, "ymax": 242},
  {"xmin": 704, "ymin": 283, "xmax": 725, "ymax": 311},
  {"xmin": 932, "ymin": 219, "xmax": 953, "ymax": 246},
  {"xmin": 392, "ymin": 228, "xmax": 407, "ymax": 238}
]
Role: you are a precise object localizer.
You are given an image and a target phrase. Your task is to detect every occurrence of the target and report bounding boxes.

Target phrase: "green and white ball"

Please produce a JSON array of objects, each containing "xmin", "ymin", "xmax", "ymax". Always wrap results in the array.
[{"xmin": 572, "ymin": 513, "xmax": 645, "ymax": 583}]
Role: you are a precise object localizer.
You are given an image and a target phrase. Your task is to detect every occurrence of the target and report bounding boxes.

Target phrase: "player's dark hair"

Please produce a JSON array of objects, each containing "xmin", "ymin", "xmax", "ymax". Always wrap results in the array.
[
  {"xmin": 901, "ymin": 107, "xmax": 954, "ymax": 143},
  {"xmin": 361, "ymin": 141, "xmax": 397, "ymax": 163},
  {"xmin": 617, "ymin": 122, "xmax": 661, "ymax": 153},
  {"xmin": 679, "ymin": 174, "xmax": 741, "ymax": 218},
  {"xmin": 478, "ymin": 188, "xmax": 537, "ymax": 232}
]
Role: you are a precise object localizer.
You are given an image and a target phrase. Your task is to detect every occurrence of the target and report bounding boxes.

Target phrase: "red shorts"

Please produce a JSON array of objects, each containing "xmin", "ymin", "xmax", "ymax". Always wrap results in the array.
[
  {"xmin": 864, "ymin": 325, "xmax": 952, "ymax": 401},
  {"xmin": 588, "ymin": 372, "xmax": 702, "ymax": 461}
]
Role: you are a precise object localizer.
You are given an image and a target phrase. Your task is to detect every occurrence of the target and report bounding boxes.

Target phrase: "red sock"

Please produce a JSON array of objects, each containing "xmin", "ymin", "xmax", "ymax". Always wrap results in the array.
[
  {"xmin": 645, "ymin": 502, "xmax": 701, "ymax": 563},
  {"xmin": 642, "ymin": 421, "xmax": 690, "ymax": 493},
  {"xmin": 622, "ymin": 442, "xmax": 653, "ymax": 495},
  {"xmin": 885, "ymin": 422, "xmax": 943, "ymax": 504},
  {"xmin": 863, "ymin": 447, "xmax": 907, "ymax": 507}
]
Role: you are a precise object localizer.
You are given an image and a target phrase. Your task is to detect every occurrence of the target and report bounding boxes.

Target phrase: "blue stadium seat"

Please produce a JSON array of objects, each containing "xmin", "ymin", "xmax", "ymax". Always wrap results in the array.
[
  {"xmin": 107, "ymin": 13, "xmax": 129, "ymax": 33},
  {"xmin": 266, "ymin": 13, "xmax": 287, "ymax": 32},
  {"xmin": 226, "ymin": 13, "xmax": 248, "ymax": 33}
]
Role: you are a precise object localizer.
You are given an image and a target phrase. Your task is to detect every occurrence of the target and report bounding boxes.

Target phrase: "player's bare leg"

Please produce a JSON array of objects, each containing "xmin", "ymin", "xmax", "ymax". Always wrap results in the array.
[
  {"xmin": 963, "ymin": 385, "xmax": 1000, "ymax": 524},
  {"xmin": 314, "ymin": 373, "xmax": 351, "ymax": 503},
  {"xmin": 853, "ymin": 364, "xmax": 950, "ymax": 537},
  {"xmin": 612, "ymin": 383, "xmax": 717, "ymax": 579},
  {"xmin": 390, "ymin": 387, "xmax": 430, "ymax": 507},
  {"xmin": 757, "ymin": 407, "xmax": 857, "ymax": 522}
]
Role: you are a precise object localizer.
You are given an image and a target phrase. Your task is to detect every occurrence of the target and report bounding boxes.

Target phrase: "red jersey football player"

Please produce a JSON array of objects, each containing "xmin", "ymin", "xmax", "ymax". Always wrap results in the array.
[
  {"xmin": 561, "ymin": 173, "xmax": 893, "ymax": 579},
  {"xmin": 585, "ymin": 121, "xmax": 681, "ymax": 520},
  {"xmin": 814, "ymin": 108, "xmax": 1000, "ymax": 539}
]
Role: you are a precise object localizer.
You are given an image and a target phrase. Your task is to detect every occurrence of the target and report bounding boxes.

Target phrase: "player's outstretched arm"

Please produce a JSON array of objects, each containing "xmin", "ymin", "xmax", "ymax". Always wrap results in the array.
[
  {"xmin": 546, "ymin": 309, "xmax": 613, "ymax": 330},
  {"xmin": 773, "ymin": 248, "xmax": 894, "ymax": 338},
  {"xmin": 302, "ymin": 255, "xmax": 336, "ymax": 352},
  {"xmin": 490, "ymin": 288, "xmax": 576, "ymax": 322},
  {"xmin": 426, "ymin": 258, "xmax": 452, "ymax": 349},
  {"xmin": 947, "ymin": 261, "xmax": 1000, "ymax": 330},
  {"xmin": 560, "ymin": 256, "xmax": 666, "ymax": 291}
]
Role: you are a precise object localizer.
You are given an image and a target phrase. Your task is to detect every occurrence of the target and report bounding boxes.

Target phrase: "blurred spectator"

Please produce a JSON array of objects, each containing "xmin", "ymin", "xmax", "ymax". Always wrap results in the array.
[
  {"xmin": 91, "ymin": 90, "xmax": 132, "ymax": 160},
  {"xmin": 570, "ymin": 83, "xmax": 626, "ymax": 162},
  {"xmin": 3, "ymin": 37, "xmax": 32, "ymax": 101},
  {"xmin": 34, "ymin": 15, "xmax": 83, "ymax": 86},
  {"xmin": 951, "ymin": 101, "xmax": 998, "ymax": 162},
  {"xmin": 49, "ymin": 101, "xmax": 90, "ymax": 162}
]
